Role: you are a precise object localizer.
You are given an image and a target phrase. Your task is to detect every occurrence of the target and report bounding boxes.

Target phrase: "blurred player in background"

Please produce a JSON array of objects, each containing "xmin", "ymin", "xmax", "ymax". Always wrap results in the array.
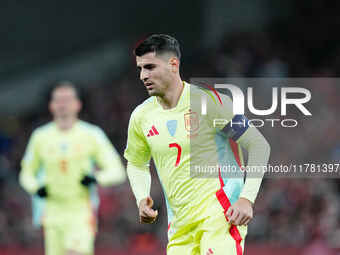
[
  {"xmin": 19, "ymin": 82, "xmax": 126, "ymax": 255},
  {"xmin": 125, "ymin": 34, "xmax": 270, "ymax": 255}
]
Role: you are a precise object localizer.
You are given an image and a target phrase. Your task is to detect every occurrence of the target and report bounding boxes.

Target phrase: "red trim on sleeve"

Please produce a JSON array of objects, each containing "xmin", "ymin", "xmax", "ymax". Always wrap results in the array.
[
  {"xmin": 229, "ymin": 139, "xmax": 242, "ymax": 168},
  {"xmin": 206, "ymin": 84, "xmax": 223, "ymax": 105}
]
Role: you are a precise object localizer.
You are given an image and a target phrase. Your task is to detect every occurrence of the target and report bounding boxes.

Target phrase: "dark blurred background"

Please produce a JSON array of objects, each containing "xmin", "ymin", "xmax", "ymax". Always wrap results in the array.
[{"xmin": 0, "ymin": 1, "xmax": 340, "ymax": 254}]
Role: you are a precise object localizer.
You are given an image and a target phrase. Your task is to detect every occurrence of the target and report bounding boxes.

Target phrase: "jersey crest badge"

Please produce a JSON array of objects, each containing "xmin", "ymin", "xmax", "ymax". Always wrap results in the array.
[
  {"xmin": 60, "ymin": 143, "xmax": 68, "ymax": 152},
  {"xmin": 184, "ymin": 109, "xmax": 199, "ymax": 133},
  {"xmin": 166, "ymin": 120, "xmax": 177, "ymax": 137}
]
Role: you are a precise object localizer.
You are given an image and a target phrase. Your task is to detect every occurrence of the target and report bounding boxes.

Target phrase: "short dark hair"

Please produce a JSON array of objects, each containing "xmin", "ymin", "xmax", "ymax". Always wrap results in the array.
[
  {"xmin": 49, "ymin": 81, "xmax": 81, "ymax": 100},
  {"xmin": 134, "ymin": 34, "xmax": 181, "ymax": 60}
]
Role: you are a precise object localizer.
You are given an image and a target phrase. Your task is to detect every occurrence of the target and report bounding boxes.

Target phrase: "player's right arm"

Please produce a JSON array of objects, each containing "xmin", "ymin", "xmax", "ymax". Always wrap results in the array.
[
  {"xmin": 127, "ymin": 162, "xmax": 158, "ymax": 223},
  {"xmin": 19, "ymin": 130, "xmax": 41, "ymax": 194},
  {"xmin": 124, "ymin": 110, "xmax": 157, "ymax": 223}
]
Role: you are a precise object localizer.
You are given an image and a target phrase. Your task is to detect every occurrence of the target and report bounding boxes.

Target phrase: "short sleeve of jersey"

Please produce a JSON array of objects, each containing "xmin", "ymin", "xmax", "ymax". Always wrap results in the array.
[
  {"xmin": 206, "ymin": 92, "xmax": 249, "ymax": 141},
  {"xmin": 206, "ymin": 93, "xmax": 234, "ymax": 130},
  {"xmin": 124, "ymin": 110, "xmax": 151, "ymax": 165}
]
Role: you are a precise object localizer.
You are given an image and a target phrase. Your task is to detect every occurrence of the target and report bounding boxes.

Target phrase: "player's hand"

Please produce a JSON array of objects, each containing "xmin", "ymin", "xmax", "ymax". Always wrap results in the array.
[
  {"xmin": 36, "ymin": 186, "xmax": 48, "ymax": 198},
  {"xmin": 139, "ymin": 196, "xmax": 158, "ymax": 224},
  {"xmin": 81, "ymin": 175, "xmax": 97, "ymax": 187},
  {"xmin": 225, "ymin": 197, "xmax": 253, "ymax": 226}
]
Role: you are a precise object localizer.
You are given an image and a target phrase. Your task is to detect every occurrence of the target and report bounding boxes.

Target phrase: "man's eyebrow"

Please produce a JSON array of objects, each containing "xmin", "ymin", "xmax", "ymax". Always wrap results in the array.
[{"xmin": 136, "ymin": 63, "xmax": 155, "ymax": 70}]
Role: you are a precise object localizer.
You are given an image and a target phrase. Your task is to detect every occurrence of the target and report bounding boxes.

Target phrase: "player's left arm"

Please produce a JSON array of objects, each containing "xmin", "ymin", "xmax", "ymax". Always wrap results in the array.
[
  {"xmin": 227, "ymin": 126, "xmax": 270, "ymax": 226},
  {"xmin": 91, "ymin": 127, "xmax": 126, "ymax": 186},
  {"xmin": 19, "ymin": 130, "xmax": 42, "ymax": 194},
  {"xmin": 214, "ymin": 94, "xmax": 270, "ymax": 226}
]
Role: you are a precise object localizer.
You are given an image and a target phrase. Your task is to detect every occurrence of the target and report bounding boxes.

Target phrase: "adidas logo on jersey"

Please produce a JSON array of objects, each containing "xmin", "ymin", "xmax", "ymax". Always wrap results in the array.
[
  {"xmin": 206, "ymin": 248, "xmax": 214, "ymax": 255},
  {"xmin": 147, "ymin": 125, "xmax": 159, "ymax": 137}
]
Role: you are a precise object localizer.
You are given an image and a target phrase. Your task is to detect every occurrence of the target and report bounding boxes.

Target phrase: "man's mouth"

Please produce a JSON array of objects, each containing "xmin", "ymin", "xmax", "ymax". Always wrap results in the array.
[{"xmin": 145, "ymin": 82, "xmax": 154, "ymax": 89}]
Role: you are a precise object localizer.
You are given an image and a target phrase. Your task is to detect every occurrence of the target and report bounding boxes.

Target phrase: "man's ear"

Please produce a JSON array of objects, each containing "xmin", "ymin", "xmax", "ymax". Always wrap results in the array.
[
  {"xmin": 169, "ymin": 57, "xmax": 180, "ymax": 73},
  {"xmin": 76, "ymin": 100, "xmax": 82, "ymax": 113}
]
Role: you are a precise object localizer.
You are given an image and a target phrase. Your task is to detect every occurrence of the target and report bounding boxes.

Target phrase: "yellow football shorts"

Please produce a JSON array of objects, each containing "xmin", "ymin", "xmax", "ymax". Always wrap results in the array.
[
  {"xmin": 167, "ymin": 199, "xmax": 247, "ymax": 255},
  {"xmin": 43, "ymin": 211, "xmax": 96, "ymax": 255}
]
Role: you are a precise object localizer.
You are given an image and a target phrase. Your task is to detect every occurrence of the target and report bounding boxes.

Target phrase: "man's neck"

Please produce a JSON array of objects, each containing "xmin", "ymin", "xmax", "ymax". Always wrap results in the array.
[
  {"xmin": 54, "ymin": 117, "xmax": 77, "ymax": 131},
  {"xmin": 157, "ymin": 79, "xmax": 184, "ymax": 110}
]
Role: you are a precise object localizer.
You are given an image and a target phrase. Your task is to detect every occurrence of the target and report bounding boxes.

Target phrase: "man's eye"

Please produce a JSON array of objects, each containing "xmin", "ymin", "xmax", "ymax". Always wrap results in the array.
[{"xmin": 145, "ymin": 65, "xmax": 155, "ymax": 70}]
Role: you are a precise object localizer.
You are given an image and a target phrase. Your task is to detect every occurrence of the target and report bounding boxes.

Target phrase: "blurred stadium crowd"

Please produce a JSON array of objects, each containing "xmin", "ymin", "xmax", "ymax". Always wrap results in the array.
[{"xmin": 1, "ymin": 8, "xmax": 340, "ymax": 255}]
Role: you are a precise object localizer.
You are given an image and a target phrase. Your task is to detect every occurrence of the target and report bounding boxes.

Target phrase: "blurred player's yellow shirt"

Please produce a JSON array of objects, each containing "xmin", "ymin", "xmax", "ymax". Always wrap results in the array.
[
  {"xmin": 124, "ymin": 82, "xmax": 245, "ymax": 234},
  {"xmin": 20, "ymin": 120, "xmax": 126, "ymax": 227}
]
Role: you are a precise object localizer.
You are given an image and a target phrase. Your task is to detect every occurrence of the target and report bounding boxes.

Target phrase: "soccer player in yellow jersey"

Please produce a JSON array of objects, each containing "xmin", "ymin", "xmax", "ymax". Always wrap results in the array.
[
  {"xmin": 125, "ymin": 34, "xmax": 271, "ymax": 255},
  {"xmin": 20, "ymin": 82, "xmax": 126, "ymax": 255}
]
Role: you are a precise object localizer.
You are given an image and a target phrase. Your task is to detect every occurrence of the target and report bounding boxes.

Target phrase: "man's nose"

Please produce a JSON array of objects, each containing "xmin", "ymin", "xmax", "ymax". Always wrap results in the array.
[{"xmin": 140, "ymin": 69, "xmax": 149, "ymax": 82}]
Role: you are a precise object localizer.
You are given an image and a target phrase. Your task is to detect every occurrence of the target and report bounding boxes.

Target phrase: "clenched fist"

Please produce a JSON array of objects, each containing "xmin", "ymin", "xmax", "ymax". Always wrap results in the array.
[{"xmin": 139, "ymin": 197, "xmax": 158, "ymax": 224}]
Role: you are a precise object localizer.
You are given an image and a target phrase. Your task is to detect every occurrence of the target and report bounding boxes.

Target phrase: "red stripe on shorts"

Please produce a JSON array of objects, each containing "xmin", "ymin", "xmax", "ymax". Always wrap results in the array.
[{"xmin": 216, "ymin": 169, "xmax": 243, "ymax": 255}]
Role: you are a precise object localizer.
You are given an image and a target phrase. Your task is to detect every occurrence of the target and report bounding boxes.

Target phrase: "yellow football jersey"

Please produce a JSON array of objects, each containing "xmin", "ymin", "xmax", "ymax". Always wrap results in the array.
[
  {"xmin": 124, "ymin": 82, "xmax": 245, "ymax": 233},
  {"xmin": 20, "ymin": 120, "xmax": 126, "ymax": 226}
]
